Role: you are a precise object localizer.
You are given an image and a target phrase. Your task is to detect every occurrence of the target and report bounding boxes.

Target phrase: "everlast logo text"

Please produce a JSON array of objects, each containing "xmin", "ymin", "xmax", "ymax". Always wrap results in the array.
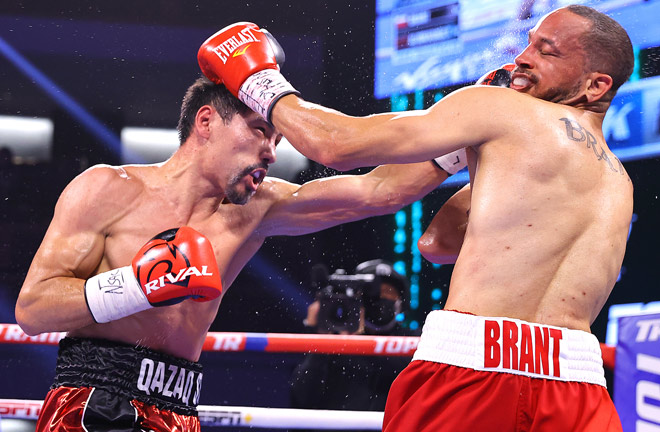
[
  {"xmin": 137, "ymin": 358, "xmax": 202, "ymax": 406},
  {"xmin": 213, "ymin": 28, "xmax": 260, "ymax": 64},
  {"xmin": 484, "ymin": 319, "xmax": 563, "ymax": 377},
  {"xmin": 144, "ymin": 266, "xmax": 214, "ymax": 294}
]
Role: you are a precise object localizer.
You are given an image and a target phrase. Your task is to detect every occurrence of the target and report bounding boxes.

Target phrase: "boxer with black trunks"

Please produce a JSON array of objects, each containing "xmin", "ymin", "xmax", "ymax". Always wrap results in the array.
[
  {"xmin": 39, "ymin": 338, "xmax": 203, "ymax": 430},
  {"xmin": 199, "ymin": 4, "xmax": 634, "ymax": 431},
  {"xmin": 16, "ymin": 76, "xmax": 457, "ymax": 430}
]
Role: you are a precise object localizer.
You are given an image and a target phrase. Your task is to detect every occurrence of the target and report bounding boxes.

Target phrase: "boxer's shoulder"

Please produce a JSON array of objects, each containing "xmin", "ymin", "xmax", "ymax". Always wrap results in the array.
[
  {"xmin": 430, "ymin": 86, "xmax": 531, "ymax": 123},
  {"xmin": 70, "ymin": 164, "xmax": 145, "ymax": 191},
  {"xmin": 58, "ymin": 164, "xmax": 146, "ymax": 219}
]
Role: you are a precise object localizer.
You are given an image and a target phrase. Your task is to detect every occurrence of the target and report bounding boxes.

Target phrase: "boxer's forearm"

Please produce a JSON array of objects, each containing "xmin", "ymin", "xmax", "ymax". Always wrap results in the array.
[
  {"xmin": 273, "ymin": 92, "xmax": 479, "ymax": 172},
  {"xmin": 258, "ymin": 161, "xmax": 446, "ymax": 237},
  {"xmin": 272, "ymin": 95, "xmax": 401, "ymax": 171},
  {"xmin": 16, "ymin": 276, "xmax": 95, "ymax": 335}
]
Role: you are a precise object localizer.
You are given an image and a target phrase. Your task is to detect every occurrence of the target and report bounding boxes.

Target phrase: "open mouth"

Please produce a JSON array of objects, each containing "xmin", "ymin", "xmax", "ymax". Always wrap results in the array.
[
  {"xmin": 248, "ymin": 168, "xmax": 267, "ymax": 190},
  {"xmin": 510, "ymin": 73, "xmax": 533, "ymax": 91}
]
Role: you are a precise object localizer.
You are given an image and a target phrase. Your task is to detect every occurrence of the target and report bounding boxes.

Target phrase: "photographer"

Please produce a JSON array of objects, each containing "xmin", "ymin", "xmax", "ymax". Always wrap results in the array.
[{"xmin": 289, "ymin": 260, "xmax": 419, "ymax": 422}]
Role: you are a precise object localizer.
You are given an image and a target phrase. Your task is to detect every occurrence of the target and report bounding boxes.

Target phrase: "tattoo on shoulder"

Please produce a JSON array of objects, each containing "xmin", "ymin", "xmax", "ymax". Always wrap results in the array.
[{"xmin": 558, "ymin": 118, "xmax": 624, "ymax": 175}]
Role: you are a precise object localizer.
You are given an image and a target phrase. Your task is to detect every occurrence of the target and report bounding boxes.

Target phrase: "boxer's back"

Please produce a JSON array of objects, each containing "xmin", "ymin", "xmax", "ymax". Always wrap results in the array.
[{"xmin": 446, "ymin": 96, "xmax": 633, "ymax": 331}]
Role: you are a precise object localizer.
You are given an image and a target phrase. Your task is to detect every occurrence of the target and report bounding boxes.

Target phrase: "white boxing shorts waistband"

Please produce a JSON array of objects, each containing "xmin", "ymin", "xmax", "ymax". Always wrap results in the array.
[{"xmin": 412, "ymin": 310, "xmax": 606, "ymax": 387}]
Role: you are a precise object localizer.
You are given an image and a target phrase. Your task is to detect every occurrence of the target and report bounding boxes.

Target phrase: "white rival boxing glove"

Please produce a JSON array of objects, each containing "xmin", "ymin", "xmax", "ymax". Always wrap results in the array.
[{"xmin": 84, "ymin": 227, "xmax": 222, "ymax": 323}]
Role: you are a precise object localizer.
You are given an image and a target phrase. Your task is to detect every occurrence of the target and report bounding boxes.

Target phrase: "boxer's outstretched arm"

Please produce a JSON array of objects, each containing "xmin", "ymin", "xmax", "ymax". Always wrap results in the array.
[
  {"xmin": 272, "ymin": 86, "xmax": 512, "ymax": 172},
  {"xmin": 197, "ymin": 23, "xmax": 512, "ymax": 171},
  {"xmin": 418, "ymin": 184, "xmax": 471, "ymax": 264},
  {"xmin": 16, "ymin": 168, "xmax": 113, "ymax": 335},
  {"xmin": 257, "ymin": 161, "xmax": 448, "ymax": 237}
]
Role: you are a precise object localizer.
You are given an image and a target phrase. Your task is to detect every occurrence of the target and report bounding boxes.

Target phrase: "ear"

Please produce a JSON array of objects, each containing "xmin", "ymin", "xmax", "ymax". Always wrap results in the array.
[
  {"xmin": 195, "ymin": 105, "xmax": 214, "ymax": 140},
  {"xmin": 585, "ymin": 73, "xmax": 613, "ymax": 103}
]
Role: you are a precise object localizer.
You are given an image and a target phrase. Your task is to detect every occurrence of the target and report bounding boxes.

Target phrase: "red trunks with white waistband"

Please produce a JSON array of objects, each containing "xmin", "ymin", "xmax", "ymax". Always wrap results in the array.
[{"xmin": 382, "ymin": 310, "xmax": 622, "ymax": 432}]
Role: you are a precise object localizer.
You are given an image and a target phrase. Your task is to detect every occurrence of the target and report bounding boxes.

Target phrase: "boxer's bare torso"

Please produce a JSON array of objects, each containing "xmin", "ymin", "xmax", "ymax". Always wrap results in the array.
[
  {"xmin": 17, "ymin": 116, "xmax": 444, "ymax": 361},
  {"xmin": 66, "ymin": 164, "xmax": 290, "ymax": 360},
  {"xmin": 447, "ymin": 96, "xmax": 632, "ymax": 332}
]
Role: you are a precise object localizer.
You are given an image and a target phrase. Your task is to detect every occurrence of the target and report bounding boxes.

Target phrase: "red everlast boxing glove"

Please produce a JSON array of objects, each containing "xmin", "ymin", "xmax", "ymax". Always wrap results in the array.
[
  {"xmin": 84, "ymin": 227, "xmax": 222, "ymax": 323},
  {"xmin": 432, "ymin": 64, "xmax": 515, "ymax": 174},
  {"xmin": 197, "ymin": 22, "xmax": 299, "ymax": 122}
]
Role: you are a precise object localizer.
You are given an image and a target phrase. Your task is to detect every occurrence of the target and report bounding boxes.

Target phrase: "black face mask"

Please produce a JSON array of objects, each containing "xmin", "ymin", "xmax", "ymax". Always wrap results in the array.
[{"xmin": 364, "ymin": 298, "xmax": 399, "ymax": 334}]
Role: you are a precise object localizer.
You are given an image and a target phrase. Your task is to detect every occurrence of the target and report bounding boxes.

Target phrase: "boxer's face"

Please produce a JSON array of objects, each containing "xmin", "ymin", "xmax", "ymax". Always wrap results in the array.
[
  {"xmin": 511, "ymin": 9, "xmax": 591, "ymax": 105},
  {"xmin": 211, "ymin": 110, "xmax": 280, "ymax": 204}
]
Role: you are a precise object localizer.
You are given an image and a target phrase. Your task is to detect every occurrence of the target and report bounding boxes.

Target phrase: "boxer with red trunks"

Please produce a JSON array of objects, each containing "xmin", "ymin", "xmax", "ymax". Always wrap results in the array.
[
  {"xmin": 383, "ymin": 311, "xmax": 620, "ymax": 431},
  {"xmin": 16, "ymin": 72, "xmax": 452, "ymax": 429},
  {"xmin": 198, "ymin": 4, "xmax": 634, "ymax": 430}
]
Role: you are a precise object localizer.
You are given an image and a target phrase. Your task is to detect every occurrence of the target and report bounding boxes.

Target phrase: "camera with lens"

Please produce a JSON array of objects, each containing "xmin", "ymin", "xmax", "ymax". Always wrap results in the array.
[
  {"xmin": 312, "ymin": 260, "xmax": 408, "ymax": 334},
  {"xmin": 316, "ymin": 270, "xmax": 377, "ymax": 334}
]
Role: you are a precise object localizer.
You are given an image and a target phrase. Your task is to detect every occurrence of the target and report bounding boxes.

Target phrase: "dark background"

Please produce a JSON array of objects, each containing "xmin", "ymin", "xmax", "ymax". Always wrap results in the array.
[{"xmin": 0, "ymin": 0, "xmax": 658, "ymax": 421}]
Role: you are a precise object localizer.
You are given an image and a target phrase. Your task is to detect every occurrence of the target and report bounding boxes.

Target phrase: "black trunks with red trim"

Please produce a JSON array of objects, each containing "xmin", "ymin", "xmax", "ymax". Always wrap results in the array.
[{"xmin": 52, "ymin": 337, "xmax": 203, "ymax": 416}]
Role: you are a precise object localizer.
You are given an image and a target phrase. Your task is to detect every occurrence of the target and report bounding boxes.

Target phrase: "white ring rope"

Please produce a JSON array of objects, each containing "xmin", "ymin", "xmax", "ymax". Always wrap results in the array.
[{"xmin": 0, "ymin": 399, "xmax": 384, "ymax": 429}]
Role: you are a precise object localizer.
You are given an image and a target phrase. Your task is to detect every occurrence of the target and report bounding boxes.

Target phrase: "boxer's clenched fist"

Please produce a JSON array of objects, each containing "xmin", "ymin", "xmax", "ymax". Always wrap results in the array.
[
  {"xmin": 85, "ymin": 227, "xmax": 222, "ymax": 323},
  {"xmin": 198, "ymin": 22, "xmax": 299, "ymax": 122}
]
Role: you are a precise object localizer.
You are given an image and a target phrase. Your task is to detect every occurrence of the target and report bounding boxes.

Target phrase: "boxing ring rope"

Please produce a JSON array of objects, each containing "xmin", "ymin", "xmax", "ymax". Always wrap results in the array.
[
  {"xmin": 0, "ymin": 323, "xmax": 616, "ymax": 429},
  {"xmin": 0, "ymin": 399, "xmax": 384, "ymax": 429},
  {"xmin": 0, "ymin": 323, "xmax": 419, "ymax": 356},
  {"xmin": 0, "ymin": 323, "xmax": 617, "ymax": 362}
]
